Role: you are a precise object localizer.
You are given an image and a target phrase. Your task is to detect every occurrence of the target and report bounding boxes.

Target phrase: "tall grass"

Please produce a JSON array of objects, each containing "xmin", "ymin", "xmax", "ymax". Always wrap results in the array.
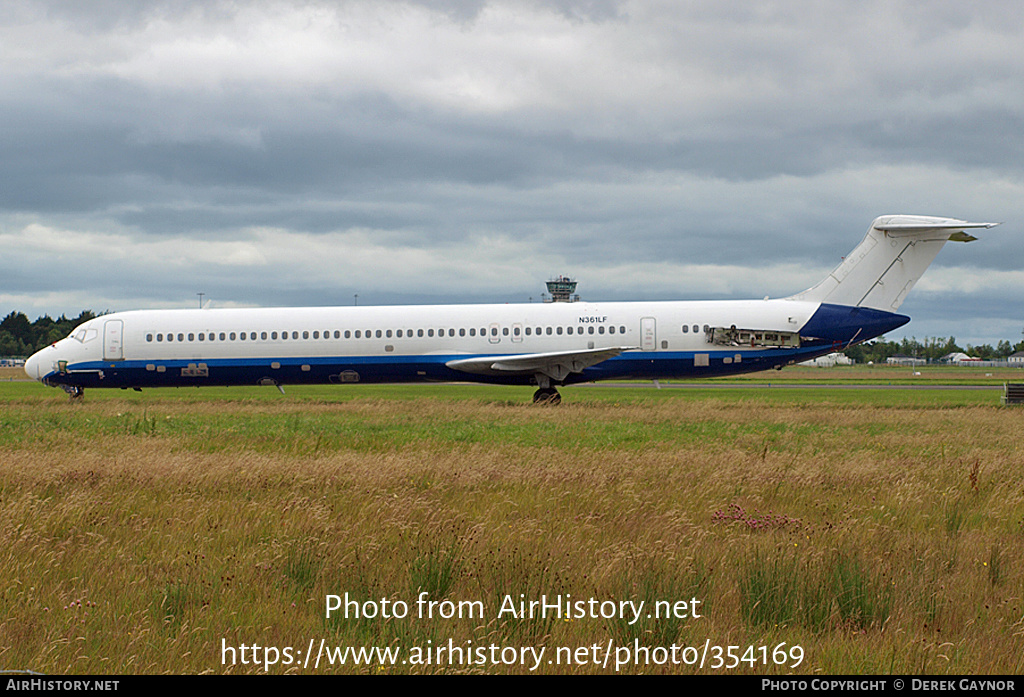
[{"xmin": 1, "ymin": 382, "xmax": 1023, "ymax": 673}]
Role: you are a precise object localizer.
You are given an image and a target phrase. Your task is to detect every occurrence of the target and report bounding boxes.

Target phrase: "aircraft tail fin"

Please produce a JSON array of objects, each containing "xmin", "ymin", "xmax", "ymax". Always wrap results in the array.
[{"xmin": 788, "ymin": 215, "xmax": 999, "ymax": 311}]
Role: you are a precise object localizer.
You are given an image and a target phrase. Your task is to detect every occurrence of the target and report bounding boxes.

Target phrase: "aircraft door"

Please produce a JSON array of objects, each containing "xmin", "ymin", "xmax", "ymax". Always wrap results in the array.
[
  {"xmin": 641, "ymin": 317, "xmax": 656, "ymax": 351},
  {"xmin": 103, "ymin": 320, "xmax": 124, "ymax": 361}
]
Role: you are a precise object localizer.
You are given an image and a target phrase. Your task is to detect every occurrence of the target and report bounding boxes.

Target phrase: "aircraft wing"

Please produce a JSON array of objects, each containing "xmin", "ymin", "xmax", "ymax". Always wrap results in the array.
[{"xmin": 446, "ymin": 346, "xmax": 636, "ymax": 382}]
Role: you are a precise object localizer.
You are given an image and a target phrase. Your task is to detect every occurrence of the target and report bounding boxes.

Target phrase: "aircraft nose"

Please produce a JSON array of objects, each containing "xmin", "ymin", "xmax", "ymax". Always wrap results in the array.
[{"xmin": 25, "ymin": 349, "xmax": 47, "ymax": 381}]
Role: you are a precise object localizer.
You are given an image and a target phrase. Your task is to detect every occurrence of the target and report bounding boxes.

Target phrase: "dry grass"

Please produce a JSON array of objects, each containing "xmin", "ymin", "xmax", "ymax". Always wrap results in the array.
[{"xmin": 2, "ymin": 388, "xmax": 1024, "ymax": 674}]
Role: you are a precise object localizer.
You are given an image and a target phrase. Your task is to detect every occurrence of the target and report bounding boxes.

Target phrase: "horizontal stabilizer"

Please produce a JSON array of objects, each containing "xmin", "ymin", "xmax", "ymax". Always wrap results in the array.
[
  {"xmin": 789, "ymin": 215, "xmax": 1000, "ymax": 311},
  {"xmin": 873, "ymin": 218, "xmax": 999, "ymax": 235},
  {"xmin": 447, "ymin": 346, "xmax": 636, "ymax": 382}
]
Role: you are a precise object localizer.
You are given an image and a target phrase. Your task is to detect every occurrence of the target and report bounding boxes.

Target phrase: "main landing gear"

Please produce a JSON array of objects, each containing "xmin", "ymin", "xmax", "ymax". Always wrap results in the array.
[
  {"xmin": 532, "ymin": 387, "xmax": 561, "ymax": 405},
  {"xmin": 532, "ymin": 373, "xmax": 562, "ymax": 404}
]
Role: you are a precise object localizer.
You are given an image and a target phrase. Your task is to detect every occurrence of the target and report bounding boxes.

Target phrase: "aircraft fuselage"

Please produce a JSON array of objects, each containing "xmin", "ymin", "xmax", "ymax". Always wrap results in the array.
[{"xmin": 24, "ymin": 298, "xmax": 907, "ymax": 391}]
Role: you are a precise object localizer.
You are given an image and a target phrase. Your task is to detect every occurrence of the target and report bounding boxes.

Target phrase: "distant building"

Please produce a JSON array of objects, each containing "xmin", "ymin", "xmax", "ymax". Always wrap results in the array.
[
  {"xmin": 887, "ymin": 354, "xmax": 926, "ymax": 366},
  {"xmin": 1009, "ymin": 351, "xmax": 1024, "ymax": 366},
  {"xmin": 939, "ymin": 352, "xmax": 971, "ymax": 364}
]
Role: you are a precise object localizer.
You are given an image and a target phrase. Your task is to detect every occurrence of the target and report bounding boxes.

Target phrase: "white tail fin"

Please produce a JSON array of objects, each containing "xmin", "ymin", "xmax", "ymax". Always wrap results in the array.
[{"xmin": 789, "ymin": 215, "xmax": 999, "ymax": 311}]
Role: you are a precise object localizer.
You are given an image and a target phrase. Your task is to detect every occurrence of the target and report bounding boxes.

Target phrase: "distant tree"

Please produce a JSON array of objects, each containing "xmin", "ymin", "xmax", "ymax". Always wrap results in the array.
[
  {"xmin": 0, "ymin": 309, "xmax": 100, "ymax": 356},
  {"xmin": 938, "ymin": 336, "xmax": 964, "ymax": 358},
  {"xmin": 0, "ymin": 311, "xmax": 32, "ymax": 342},
  {"xmin": 967, "ymin": 343, "xmax": 996, "ymax": 360}
]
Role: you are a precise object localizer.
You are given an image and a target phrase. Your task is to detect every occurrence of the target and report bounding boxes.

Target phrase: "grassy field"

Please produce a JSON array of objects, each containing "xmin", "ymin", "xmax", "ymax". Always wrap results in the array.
[{"xmin": 2, "ymin": 373, "xmax": 1023, "ymax": 674}]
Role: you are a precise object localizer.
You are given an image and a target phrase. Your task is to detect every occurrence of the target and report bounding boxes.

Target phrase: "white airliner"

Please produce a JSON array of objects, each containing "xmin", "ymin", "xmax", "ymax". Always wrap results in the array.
[{"xmin": 25, "ymin": 215, "xmax": 997, "ymax": 403}]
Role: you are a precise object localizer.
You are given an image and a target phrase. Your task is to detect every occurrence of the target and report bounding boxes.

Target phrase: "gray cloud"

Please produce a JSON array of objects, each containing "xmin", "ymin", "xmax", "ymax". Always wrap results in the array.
[{"xmin": 2, "ymin": 0, "xmax": 1022, "ymax": 344}]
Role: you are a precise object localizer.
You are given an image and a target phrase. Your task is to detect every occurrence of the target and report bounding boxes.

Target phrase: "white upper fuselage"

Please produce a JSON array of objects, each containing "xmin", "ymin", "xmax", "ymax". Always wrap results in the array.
[{"xmin": 96, "ymin": 298, "xmax": 816, "ymax": 359}]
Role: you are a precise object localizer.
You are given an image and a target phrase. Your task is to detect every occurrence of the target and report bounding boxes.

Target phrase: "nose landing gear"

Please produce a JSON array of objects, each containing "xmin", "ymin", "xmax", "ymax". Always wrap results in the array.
[{"xmin": 60, "ymin": 385, "xmax": 85, "ymax": 400}]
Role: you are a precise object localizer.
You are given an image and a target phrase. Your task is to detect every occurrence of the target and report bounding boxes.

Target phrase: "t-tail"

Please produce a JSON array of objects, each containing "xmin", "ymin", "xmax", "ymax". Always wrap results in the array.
[{"xmin": 789, "ymin": 215, "xmax": 999, "ymax": 312}]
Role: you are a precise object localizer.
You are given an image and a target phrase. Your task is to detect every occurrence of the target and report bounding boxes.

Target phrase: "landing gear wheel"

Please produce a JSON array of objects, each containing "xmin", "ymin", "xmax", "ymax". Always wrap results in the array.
[
  {"xmin": 60, "ymin": 385, "xmax": 84, "ymax": 400},
  {"xmin": 532, "ymin": 387, "xmax": 561, "ymax": 405}
]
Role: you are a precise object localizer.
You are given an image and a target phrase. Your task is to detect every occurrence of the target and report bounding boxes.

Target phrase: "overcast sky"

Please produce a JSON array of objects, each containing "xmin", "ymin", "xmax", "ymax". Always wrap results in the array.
[{"xmin": 2, "ymin": 0, "xmax": 1022, "ymax": 345}]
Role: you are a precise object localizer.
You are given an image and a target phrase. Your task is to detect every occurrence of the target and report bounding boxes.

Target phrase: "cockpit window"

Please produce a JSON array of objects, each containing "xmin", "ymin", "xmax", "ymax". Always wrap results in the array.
[{"xmin": 71, "ymin": 328, "xmax": 98, "ymax": 343}]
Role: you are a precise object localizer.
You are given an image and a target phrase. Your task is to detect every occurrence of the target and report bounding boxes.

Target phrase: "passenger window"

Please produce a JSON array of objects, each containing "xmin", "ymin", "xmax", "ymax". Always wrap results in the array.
[
  {"xmin": 147, "ymin": 334, "xmax": 153, "ymax": 342},
  {"xmin": 502, "ymin": 327, "xmax": 509, "ymax": 336},
  {"xmin": 609, "ymin": 326, "xmax": 615, "ymax": 335},
  {"xmin": 272, "ymin": 332, "xmax": 278, "ymax": 340},
  {"xmin": 313, "ymin": 331, "xmax": 319, "ymax": 339},
  {"xmin": 546, "ymin": 327, "xmax": 552, "ymax": 335},
  {"xmin": 428, "ymin": 329, "xmax": 434, "ymax": 337},
  {"xmin": 556, "ymin": 327, "xmax": 563, "ymax": 335},
  {"xmin": 693, "ymin": 325, "xmax": 699, "ymax": 333},
  {"xmin": 449, "ymin": 329, "xmax": 455, "ymax": 337},
  {"xmin": 598, "ymin": 326, "xmax": 605, "ymax": 334},
  {"xmin": 682, "ymin": 325, "xmax": 689, "ymax": 333},
  {"xmin": 157, "ymin": 334, "xmax": 163, "ymax": 342},
  {"xmin": 261, "ymin": 332, "xmax": 268, "ymax": 340},
  {"xmin": 178, "ymin": 334, "xmax": 185, "ymax": 342},
  {"xmin": 304, "ymin": 331, "xmax": 310, "ymax": 339},
  {"xmin": 469, "ymin": 328, "xmax": 476, "ymax": 337},
  {"xmin": 293, "ymin": 331, "xmax": 299, "ymax": 340},
  {"xmin": 188, "ymin": 333, "xmax": 194, "ymax": 341},
  {"xmin": 240, "ymin": 332, "xmax": 246, "ymax": 341},
  {"xmin": 251, "ymin": 332, "xmax": 257, "ymax": 340},
  {"xmin": 459, "ymin": 328, "xmax": 465, "ymax": 337}
]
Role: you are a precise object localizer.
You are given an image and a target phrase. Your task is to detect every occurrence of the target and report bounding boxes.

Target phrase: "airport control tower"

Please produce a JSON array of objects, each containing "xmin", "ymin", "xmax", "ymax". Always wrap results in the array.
[{"xmin": 545, "ymin": 276, "xmax": 579, "ymax": 303}]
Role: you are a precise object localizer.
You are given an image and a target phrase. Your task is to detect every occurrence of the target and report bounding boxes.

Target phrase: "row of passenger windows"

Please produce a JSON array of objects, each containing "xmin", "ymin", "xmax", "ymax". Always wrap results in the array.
[
  {"xmin": 146, "ymin": 324, "xmax": 630, "ymax": 343},
  {"xmin": 682, "ymin": 324, "xmax": 710, "ymax": 333}
]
